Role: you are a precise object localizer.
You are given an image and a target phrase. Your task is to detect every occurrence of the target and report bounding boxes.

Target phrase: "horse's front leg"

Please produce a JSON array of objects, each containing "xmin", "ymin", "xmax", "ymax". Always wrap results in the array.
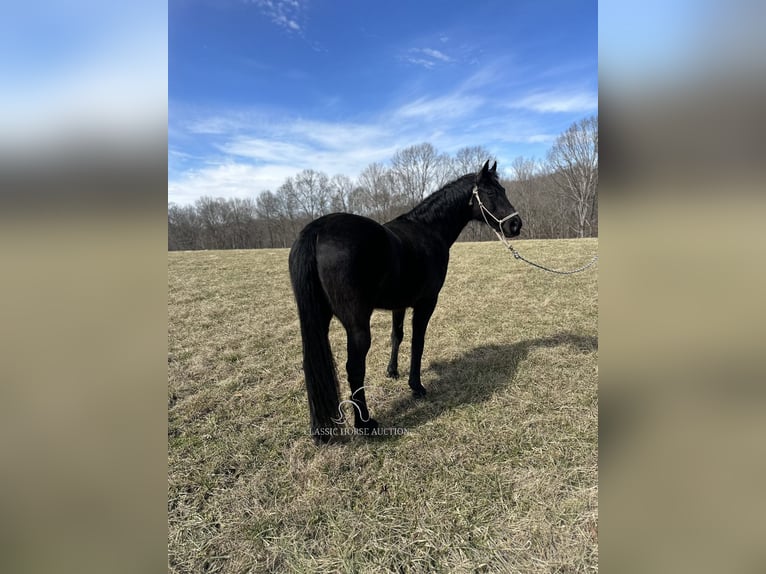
[
  {"xmin": 386, "ymin": 308, "xmax": 406, "ymax": 378},
  {"xmin": 408, "ymin": 297, "xmax": 438, "ymax": 397}
]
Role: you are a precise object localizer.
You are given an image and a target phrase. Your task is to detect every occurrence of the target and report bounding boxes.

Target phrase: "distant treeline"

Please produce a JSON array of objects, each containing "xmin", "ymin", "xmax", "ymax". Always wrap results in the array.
[{"xmin": 169, "ymin": 116, "xmax": 597, "ymax": 250}]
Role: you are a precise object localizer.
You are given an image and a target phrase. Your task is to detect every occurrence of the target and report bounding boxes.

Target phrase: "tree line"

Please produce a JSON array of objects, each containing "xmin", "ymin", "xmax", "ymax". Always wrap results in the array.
[{"xmin": 168, "ymin": 116, "xmax": 597, "ymax": 250}]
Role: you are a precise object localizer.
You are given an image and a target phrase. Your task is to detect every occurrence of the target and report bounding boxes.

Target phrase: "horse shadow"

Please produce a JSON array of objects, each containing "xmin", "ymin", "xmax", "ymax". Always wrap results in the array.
[{"xmin": 372, "ymin": 331, "xmax": 597, "ymax": 434}]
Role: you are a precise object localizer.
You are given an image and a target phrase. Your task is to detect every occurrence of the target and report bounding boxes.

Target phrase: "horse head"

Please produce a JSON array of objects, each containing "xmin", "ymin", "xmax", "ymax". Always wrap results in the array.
[{"xmin": 470, "ymin": 160, "xmax": 522, "ymax": 238}]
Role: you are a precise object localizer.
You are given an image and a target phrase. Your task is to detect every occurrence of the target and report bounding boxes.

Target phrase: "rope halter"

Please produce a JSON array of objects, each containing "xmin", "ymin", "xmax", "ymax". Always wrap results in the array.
[
  {"xmin": 469, "ymin": 185, "xmax": 518, "ymax": 247},
  {"xmin": 470, "ymin": 185, "xmax": 599, "ymax": 275}
]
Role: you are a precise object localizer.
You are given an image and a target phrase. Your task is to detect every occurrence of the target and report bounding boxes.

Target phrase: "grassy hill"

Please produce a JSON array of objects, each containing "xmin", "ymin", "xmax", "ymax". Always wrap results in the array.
[{"xmin": 168, "ymin": 239, "xmax": 598, "ymax": 573}]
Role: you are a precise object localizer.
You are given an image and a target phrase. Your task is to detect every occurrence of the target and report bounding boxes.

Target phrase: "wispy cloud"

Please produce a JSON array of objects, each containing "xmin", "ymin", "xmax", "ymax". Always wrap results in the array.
[
  {"xmin": 168, "ymin": 101, "xmax": 547, "ymax": 204},
  {"xmin": 168, "ymin": 161, "xmax": 298, "ymax": 204},
  {"xmin": 405, "ymin": 58, "xmax": 436, "ymax": 69},
  {"xmin": 168, "ymin": 113, "xmax": 409, "ymax": 203},
  {"xmin": 253, "ymin": 0, "xmax": 305, "ymax": 33},
  {"xmin": 510, "ymin": 89, "xmax": 597, "ymax": 113},
  {"xmin": 525, "ymin": 134, "xmax": 556, "ymax": 143},
  {"xmin": 185, "ymin": 115, "xmax": 248, "ymax": 135},
  {"xmin": 420, "ymin": 48, "xmax": 452, "ymax": 62},
  {"xmin": 395, "ymin": 93, "xmax": 483, "ymax": 121},
  {"xmin": 169, "ymin": 66, "xmax": 595, "ymax": 203},
  {"xmin": 404, "ymin": 47, "xmax": 455, "ymax": 68},
  {"xmin": 215, "ymin": 119, "xmax": 404, "ymax": 174}
]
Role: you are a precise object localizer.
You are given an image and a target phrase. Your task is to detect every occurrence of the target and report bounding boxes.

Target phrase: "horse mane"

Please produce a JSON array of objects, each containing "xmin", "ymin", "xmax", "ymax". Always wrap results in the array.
[{"xmin": 397, "ymin": 173, "xmax": 477, "ymax": 226}]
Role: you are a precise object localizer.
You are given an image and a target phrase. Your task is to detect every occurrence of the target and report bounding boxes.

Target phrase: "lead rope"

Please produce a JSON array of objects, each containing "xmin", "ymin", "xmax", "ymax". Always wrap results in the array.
[{"xmin": 471, "ymin": 186, "xmax": 598, "ymax": 275}]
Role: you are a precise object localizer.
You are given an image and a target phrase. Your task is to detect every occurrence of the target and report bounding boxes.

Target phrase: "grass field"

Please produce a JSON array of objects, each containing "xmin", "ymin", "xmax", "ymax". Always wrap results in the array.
[{"xmin": 168, "ymin": 238, "xmax": 598, "ymax": 573}]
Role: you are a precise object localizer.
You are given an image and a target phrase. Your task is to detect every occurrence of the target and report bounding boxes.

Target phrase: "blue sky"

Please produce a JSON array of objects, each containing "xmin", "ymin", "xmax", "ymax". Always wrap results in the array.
[{"xmin": 169, "ymin": 0, "xmax": 597, "ymax": 204}]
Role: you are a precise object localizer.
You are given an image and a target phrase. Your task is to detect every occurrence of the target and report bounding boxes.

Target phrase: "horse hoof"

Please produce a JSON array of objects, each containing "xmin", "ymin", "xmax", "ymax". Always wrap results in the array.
[
  {"xmin": 411, "ymin": 385, "xmax": 427, "ymax": 398},
  {"xmin": 386, "ymin": 368, "xmax": 399, "ymax": 379},
  {"xmin": 355, "ymin": 418, "xmax": 379, "ymax": 435}
]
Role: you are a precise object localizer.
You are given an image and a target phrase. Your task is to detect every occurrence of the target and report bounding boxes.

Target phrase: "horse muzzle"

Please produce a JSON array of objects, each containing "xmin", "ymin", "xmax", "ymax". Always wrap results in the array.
[{"xmin": 501, "ymin": 215, "xmax": 522, "ymax": 238}]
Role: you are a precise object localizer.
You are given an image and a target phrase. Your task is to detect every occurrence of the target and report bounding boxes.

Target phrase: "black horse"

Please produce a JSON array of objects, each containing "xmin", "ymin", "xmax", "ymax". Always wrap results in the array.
[{"xmin": 289, "ymin": 160, "xmax": 521, "ymax": 442}]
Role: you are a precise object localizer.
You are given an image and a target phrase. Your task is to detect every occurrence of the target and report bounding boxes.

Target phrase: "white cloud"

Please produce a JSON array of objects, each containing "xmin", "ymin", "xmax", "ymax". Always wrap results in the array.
[
  {"xmin": 285, "ymin": 120, "xmax": 390, "ymax": 150},
  {"xmin": 168, "ymin": 71, "xmax": 595, "ymax": 204},
  {"xmin": 395, "ymin": 94, "xmax": 483, "ymax": 120},
  {"xmin": 420, "ymin": 48, "xmax": 452, "ymax": 62},
  {"xmin": 254, "ymin": 0, "xmax": 305, "ymax": 33},
  {"xmin": 168, "ymin": 108, "xmax": 560, "ymax": 203},
  {"xmin": 525, "ymin": 134, "xmax": 556, "ymax": 143},
  {"xmin": 218, "ymin": 133, "xmax": 402, "ymax": 178},
  {"xmin": 168, "ymin": 161, "xmax": 297, "ymax": 204},
  {"xmin": 214, "ymin": 117, "xmax": 401, "ymax": 168},
  {"xmin": 185, "ymin": 115, "xmax": 245, "ymax": 135},
  {"xmin": 168, "ymin": 115, "xmax": 408, "ymax": 203},
  {"xmin": 405, "ymin": 57, "xmax": 436, "ymax": 69},
  {"xmin": 405, "ymin": 47, "xmax": 455, "ymax": 68},
  {"xmin": 510, "ymin": 89, "xmax": 597, "ymax": 113},
  {"xmin": 217, "ymin": 138, "xmax": 308, "ymax": 164}
]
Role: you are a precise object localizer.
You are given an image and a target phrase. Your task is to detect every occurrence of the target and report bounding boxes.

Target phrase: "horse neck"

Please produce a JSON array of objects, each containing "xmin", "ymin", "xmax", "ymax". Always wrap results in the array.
[{"xmin": 402, "ymin": 177, "xmax": 473, "ymax": 245}]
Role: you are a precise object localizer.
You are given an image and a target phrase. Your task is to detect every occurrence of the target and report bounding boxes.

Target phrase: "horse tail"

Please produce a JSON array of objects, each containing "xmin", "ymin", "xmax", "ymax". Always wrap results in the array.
[{"xmin": 288, "ymin": 227, "xmax": 340, "ymax": 442}]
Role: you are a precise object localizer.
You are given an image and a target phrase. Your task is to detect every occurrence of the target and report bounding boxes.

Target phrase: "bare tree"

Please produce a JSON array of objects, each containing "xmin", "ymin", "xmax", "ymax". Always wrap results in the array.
[
  {"xmin": 329, "ymin": 174, "xmax": 354, "ymax": 212},
  {"xmin": 346, "ymin": 186, "xmax": 368, "ymax": 217},
  {"xmin": 288, "ymin": 169, "xmax": 332, "ymax": 219},
  {"xmin": 510, "ymin": 156, "xmax": 539, "ymax": 188},
  {"xmin": 356, "ymin": 162, "xmax": 397, "ymax": 220},
  {"xmin": 538, "ymin": 172, "xmax": 571, "ymax": 239},
  {"xmin": 226, "ymin": 197, "xmax": 254, "ymax": 249},
  {"xmin": 502, "ymin": 168, "xmax": 569, "ymax": 240},
  {"xmin": 168, "ymin": 203, "xmax": 202, "ymax": 250},
  {"xmin": 505, "ymin": 157, "xmax": 541, "ymax": 238},
  {"xmin": 276, "ymin": 179, "xmax": 304, "ymax": 241},
  {"xmin": 169, "ymin": 123, "xmax": 599, "ymax": 251},
  {"xmin": 255, "ymin": 191, "xmax": 275, "ymax": 246},
  {"xmin": 547, "ymin": 115, "xmax": 598, "ymax": 237},
  {"xmin": 194, "ymin": 196, "xmax": 227, "ymax": 249},
  {"xmin": 450, "ymin": 145, "xmax": 496, "ymax": 179},
  {"xmin": 390, "ymin": 143, "xmax": 450, "ymax": 207}
]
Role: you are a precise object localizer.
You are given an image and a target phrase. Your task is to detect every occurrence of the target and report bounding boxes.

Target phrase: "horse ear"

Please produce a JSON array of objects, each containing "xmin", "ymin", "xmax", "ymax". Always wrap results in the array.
[
  {"xmin": 478, "ymin": 160, "xmax": 490, "ymax": 178},
  {"xmin": 490, "ymin": 161, "xmax": 497, "ymax": 173}
]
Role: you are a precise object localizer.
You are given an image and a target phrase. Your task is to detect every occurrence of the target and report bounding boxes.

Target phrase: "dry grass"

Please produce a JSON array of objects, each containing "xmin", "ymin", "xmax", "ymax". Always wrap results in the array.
[{"xmin": 168, "ymin": 239, "xmax": 598, "ymax": 573}]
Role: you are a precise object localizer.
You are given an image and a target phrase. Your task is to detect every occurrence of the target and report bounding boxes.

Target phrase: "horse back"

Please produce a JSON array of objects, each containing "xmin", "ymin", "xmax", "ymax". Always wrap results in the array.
[{"xmin": 305, "ymin": 213, "xmax": 447, "ymax": 311}]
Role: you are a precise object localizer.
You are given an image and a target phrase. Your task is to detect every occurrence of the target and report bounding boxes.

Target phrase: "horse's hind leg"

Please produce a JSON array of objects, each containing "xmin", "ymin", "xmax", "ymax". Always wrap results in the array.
[
  {"xmin": 408, "ymin": 296, "xmax": 438, "ymax": 398},
  {"xmin": 386, "ymin": 309, "xmax": 406, "ymax": 378},
  {"xmin": 340, "ymin": 313, "xmax": 379, "ymax": 433}
]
